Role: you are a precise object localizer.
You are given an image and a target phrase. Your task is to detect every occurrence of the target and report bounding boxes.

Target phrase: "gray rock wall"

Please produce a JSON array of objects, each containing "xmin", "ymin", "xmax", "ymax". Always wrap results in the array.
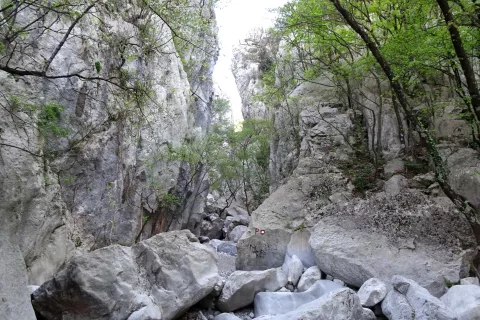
[{"xmin": 0, "ymin": 1, "xmax": 218, "ymax": 317}]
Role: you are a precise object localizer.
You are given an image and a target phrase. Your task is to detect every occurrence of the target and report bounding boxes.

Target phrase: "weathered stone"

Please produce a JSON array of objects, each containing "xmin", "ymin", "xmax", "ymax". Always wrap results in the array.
[
  {"xmin": 254, "ymin": 288, "xmax": 364, "ymax": 320},
  {"xmin": 282, "ymin": 254, "xmax": 303, "ymax": 286},
  {"xmin": 381, "ymin": 276, "xmax": 456, "ymax": 320},
  {"xmin": 440, "ymin": 285, "xmax": 480, "ymax": 319},
  {"xmin": 309, "ymin": 189, "xmax": 476, "ymax": 297},
  {"xmin": 410, "ymin": 172, "xmax": 436, "ymax": 189},
  {"xmin": 228, "ymin": 225, "xmax": 248, "ymax": 243},
  {"xmin": 358, "ymin": 278, "xmax": 388, "ymax": 307},
  {"xmin": 200, "ymin": 214, "xmax": 224, "ymax": 240},
  {"xmin": 217, "ymin": 241, "xmax": 237, "ymax": 256},
  {"xmin": 460, "ymin": 277, "xmax": 480, "ymax": 286},
  {"xmin": 237, "ymin": 160, "xmax": 348, "ymax": 271},
  {"xmin": 447, "ymin": 148, "xmax": 480, "ymax": 211},
  {"xmin": 285, "ymin": 230, "xmax": 316, "ymax": 268},
  {"xmin": 254, "ymin": 280, "xmax": 344, "ymax": 317},
  {"xmin": 384, "ymin": 175, "xmax": 408, "ymax": 196},
  {"xmin": 32, "ymin": 230, "xmax": 220, "ymax": 320},
  {"xmin": 297, "ymin": 266, "xmax": 323, "ymax": 292},
  {"xmin": 217, "ymin": 268, "xmax": 287, "ymax": 312}
]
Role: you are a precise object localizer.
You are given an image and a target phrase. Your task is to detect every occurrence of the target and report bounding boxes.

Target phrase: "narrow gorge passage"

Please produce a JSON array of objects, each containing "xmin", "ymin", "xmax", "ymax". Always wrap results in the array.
[{"xmin": 1, "ymin": 0, "xmax": 480, "ymax": 320}]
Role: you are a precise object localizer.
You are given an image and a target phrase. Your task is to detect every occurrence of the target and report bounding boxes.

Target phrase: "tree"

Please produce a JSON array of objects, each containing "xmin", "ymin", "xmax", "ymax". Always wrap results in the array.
[{"xmin": 436, "ymin": 0, "xmax": 480, "ymax": 121}]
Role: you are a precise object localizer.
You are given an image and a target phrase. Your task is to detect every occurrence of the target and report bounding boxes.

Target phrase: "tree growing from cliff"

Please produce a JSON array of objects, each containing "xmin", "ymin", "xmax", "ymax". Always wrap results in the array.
[
  {"xmin": 270, "ymin": 0, "xmax": 480, "ymax": 241},
  {"xmin": 0, "ymin": 0, "xmax": 217, "ymax": 157}
]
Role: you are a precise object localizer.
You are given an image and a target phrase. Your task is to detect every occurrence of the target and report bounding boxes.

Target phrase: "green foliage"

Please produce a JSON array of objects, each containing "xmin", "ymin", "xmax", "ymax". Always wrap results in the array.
[
  {"xmin": 339, "ymin": 160, "xmax": 378, "ymax": 194},
  {"xmin": 95, "ymin": 61, "xmax": 102, "ymax": 73},
  {"xmin": 38, "ymin": 102, "xmax": 68, "ymax": 137},
  {"xmin": 162, "ymin": 193, "xmax": 180, "ymax": 210}
]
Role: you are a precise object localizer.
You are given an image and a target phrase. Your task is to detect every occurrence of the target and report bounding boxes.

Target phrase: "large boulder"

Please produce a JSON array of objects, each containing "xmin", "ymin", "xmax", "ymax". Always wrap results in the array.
[
  {"xmin": 236, "ymin": 158, "xmax": 349, "ymax": 271},
  {"xmin": 217, "ymin": 268, "xmax": 287, "ymax": 312},
  {"xmin": 309, "ymin": 189, "xmax": 476, "ymax": 297},
  {"xmin": 255, "ymin": 288, "xmax": 364, "ymax": 320},
  {"xmin": 357, "ymin": 278, "xmax": 388, "ymax": 307},
  {"xmin": 254, "ymin": 280, "xmax": 344, "ymax": 317},
  {"xmin": 297, "ymin": 266, "xmax": 323, "ymax": 292},
  {"xmin": 32, "ymin": 230, "xmax": 220, "ymax": 320},
  {"xmin": 440, "ymin": 285, "xmax": 480, "ymax": 319},
  {"xmin": 381, "ymin": 276, "xmax": 456, "ymax": 320}
]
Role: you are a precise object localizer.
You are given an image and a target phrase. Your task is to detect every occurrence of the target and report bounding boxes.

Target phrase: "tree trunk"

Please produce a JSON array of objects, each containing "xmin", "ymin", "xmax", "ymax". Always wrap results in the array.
[
  {"xmin": 437, "ymin": 0, "xmax": 480, "ymax": 121},
  {"xmin": 330, "ymin": 0, "xmax": 480, "ymax": 243}
]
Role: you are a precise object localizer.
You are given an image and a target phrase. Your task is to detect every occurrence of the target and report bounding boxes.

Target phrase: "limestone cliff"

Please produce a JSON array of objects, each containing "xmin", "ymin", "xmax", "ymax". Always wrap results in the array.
[{"xmin": 0, "ymin": 1, "xmax": 218, "ymax": 317}]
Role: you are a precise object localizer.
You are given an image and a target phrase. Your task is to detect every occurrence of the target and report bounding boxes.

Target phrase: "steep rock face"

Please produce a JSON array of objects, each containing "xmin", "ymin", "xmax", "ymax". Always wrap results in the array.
[
  {"xmin": 32, "ymin": 230, "xmax": 220, "ymax": 320},
  {"xmin": 236, "ymin": 105, "xmax": 353, "ymax": 271},
  {"xmin": 0, "ymin": 0, "xmax": 218, "ymax": 317}
]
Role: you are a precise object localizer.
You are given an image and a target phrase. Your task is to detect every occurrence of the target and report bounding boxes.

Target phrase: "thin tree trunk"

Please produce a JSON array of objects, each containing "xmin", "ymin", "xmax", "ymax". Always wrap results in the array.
[
  {"xmin": 437, "ymin": 0, "xmax": 480, "ymax": 120},
  {"xmin": 330, "ymin": 0, "xmax": 480, "ymax": 243}
]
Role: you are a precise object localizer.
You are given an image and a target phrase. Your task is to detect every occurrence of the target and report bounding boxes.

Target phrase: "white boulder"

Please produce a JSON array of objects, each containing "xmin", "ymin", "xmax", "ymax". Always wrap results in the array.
[
  {"xmin": 254, "ymin": 280, "xmax": 343, "ymax": 317},
  {"xmin": 255, "ymin": 288, "xmax": 364, "ymax": 320},
  {"xmin": 381, "ymin": 275, "xmax": 456, "ymax": 320},
  {"xmin": 358, "ymin": 278, "xmax": 388, "ymax": 307},
  {"xmin": 217, "ymin": 268, "xmax": 287, "ymax": 312},
  {"xmin": 440, "ymin": 285, "xmax": 480, "ymax": 319},
  {"xmin": 297, "ymin": 266, "xmax": 323, "ymax": 292},
  {"xmin": 32, "ymin": 231, "xmax": 220, "ymax": 320}
]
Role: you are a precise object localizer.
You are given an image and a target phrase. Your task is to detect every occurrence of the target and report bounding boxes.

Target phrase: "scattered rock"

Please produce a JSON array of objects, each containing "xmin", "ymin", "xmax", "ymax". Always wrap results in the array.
[
  {"xmin": 201, "ymin": 214, "xmax": 224, "ymax": 239},
  {"xmin": 255, "ymin": 288, "xmax": 364, "ymax": 320},
  {"xmin": 254, "ymin": 280, "xmax": 344, "ymax": 317},
  {"xmin": 410, "ymin": 172, "xmax": 436, "ymax": 189},
  {"xmin": 384, "ymin": 174, "xmax": 408, "ymax": 196},
  {"xmin": 228, "ymin": 225, "xmax": 248, "ymax": 243},
  {"xmin": 297, "ymin": 266, "xmax": 322, "ymax": 292},
  {"xmin": 217, "ymin": 268, "xmax": 287, "ymax": 312},
  {"xmin": 381, "ymin": 275, "xmax": 456, "ymax": 320},
  {"xmin": 357, "ymin": 278, "xmax": 388, "ymax": 307},
  {"xmin": 32, "ymin": 230, "xmax": 220, "ymax": 320},
  {"xmin": 460, "ymin": 277, "xmax": 480, "ymax": 286},
  {"xmin": 440, "ymin": 284, "xmax": 480, "ymax": 319},
  {"xmin": 217, "ymin": 241, "xmax": 237, "ymax": 256}
]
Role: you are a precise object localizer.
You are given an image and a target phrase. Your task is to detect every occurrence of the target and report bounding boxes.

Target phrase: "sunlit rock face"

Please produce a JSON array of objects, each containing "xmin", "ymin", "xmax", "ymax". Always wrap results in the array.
[{"xmin": 0, "ymin": 1, "xmax": 218, "ymax": 317}]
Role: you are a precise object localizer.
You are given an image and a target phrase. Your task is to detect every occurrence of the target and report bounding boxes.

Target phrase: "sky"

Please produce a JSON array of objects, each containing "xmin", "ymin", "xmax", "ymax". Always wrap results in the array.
[{"xmin": 212, "ymin": 0, "xmax": 290, "ymax": 124}]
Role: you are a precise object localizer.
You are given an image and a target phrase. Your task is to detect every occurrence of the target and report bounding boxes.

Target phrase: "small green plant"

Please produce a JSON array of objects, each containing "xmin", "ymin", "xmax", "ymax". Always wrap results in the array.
[
  {"xmin": 162, "ymin": 193, "xmax": 180, "ymax": 210},
  {"xmin": 95, "ymin": 61, "xmax": 102, "ymax": 73},
  {"xmin": 294, "ymin": 223, "xmax": 306, "ymax": 232},
  {"xmin": 142, "ymin": 215, "xmax": 150, "ymax": 224},
  {"xmin": 38, "ymin": 102, "xmax": 68, "ymax": 137}
]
